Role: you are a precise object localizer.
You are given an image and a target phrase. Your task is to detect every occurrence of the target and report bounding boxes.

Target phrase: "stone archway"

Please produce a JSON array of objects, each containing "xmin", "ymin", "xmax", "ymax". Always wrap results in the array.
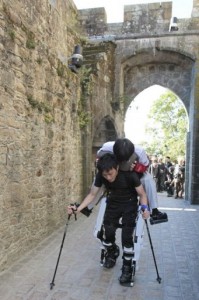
[
  {"xmin": 116, "ymin": 48, "xmax": 195, "ymax": 202},
  {"xmin": 121, "ymin": 49, "xmax": 194, "ymax": 113}
]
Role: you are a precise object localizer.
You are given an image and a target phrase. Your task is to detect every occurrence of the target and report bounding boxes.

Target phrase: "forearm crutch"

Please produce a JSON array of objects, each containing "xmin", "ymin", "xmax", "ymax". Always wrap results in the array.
[
  {"xmin": 50, "ymin": 214, "xmax": 75, "ymax": 290},
  {"xmin": 145, "ymin": 219, "xmax": 162, "ymax": 283}
]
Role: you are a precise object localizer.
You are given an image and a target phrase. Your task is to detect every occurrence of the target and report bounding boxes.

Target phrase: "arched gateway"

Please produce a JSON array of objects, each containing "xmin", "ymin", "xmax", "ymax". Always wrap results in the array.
[{"xmin": 116, "ymin": 46, "xmax": 194, "ymax": 203}]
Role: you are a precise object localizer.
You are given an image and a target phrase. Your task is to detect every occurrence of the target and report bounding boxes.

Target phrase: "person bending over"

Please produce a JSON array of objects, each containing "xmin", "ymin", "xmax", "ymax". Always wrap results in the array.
[{"xmin": 97, "ymin": 138, "xmax": 167, "ymax": 224}]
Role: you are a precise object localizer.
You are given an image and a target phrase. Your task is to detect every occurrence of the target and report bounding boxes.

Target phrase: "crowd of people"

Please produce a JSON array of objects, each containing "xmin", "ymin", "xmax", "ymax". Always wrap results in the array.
[{"xmin": 148, "ymin": 155, "xmax": 185, "ymax": 199}]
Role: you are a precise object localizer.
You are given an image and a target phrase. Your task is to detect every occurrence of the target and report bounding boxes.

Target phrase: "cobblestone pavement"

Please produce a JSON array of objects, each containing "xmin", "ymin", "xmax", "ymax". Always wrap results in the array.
[{"xmin": 0, "ymin": 193, "xmax": 199, "ymax": 300}]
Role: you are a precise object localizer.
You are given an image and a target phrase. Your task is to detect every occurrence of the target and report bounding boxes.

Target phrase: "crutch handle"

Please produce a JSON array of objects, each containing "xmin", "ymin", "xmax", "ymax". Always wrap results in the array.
[{"xmin": 68, "ymin": 212, "xmax": 77, "ymax": 221}]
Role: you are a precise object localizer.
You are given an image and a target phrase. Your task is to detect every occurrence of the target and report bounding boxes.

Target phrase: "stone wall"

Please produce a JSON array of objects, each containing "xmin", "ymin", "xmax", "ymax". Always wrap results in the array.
[
  {"xmin": 78, "ymin": 2, "xmax": 172, "ymax": 36},
  {"xmin": 78, "ymin": 2, "xmax": 197, "ymax": 36},
  {"xmin": 0, "ymin": 0, "xmax": 83, "ymax": 271},
  {"xmin": 122, "ymin": 2, "xmax": 172, "ymax": 34}
]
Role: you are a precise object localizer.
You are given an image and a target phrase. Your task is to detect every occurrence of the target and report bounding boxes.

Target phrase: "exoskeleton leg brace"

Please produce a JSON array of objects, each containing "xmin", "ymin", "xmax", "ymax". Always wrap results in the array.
[
  {"xmin": 93, "ymin": 197, "xmax": 107, "ymax": 241},
  {"xmin": 93, "ymin": 199, "xmax": 145, "ymax": 268},
  {"xmin": 133, "ymin": 208, "xmax": 145, "ymax": 266}
]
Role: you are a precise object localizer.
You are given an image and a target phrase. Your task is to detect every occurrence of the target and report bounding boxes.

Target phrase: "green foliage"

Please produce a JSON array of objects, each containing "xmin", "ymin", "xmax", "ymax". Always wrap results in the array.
[
  {"xmin": 26, "ymin": 31, "xmax": 36, "ymax": 49},
  {"xmin": 77, "ymin": 67, "xmax": 93, "ymax": 129},
  {"xmin": 80, "ymin": 66, "xmax": 92, "ymax": 95},
  {"xmin": 111, "ymin": 94, "xmax": 131, "ymax": 113},
  {"xmin": 77, "ymin": 110, "xmax": 91, "ymax": 129},
  {"xmin": 144, "ymin": 91, "xmax": 187, "ymax": 160},
  {"xmin": 8, "ymin": 29, "xmax": 15, "ymax": 41},
  {"xmin": 27, "ymin": 95, "xmax": 54, "ymax": 123},
  {"xmin": 36, "ymin": 57, "xmax": 42, "ymax": 65},
  {"xmin": 27, "ymin": 95, "xmax": 38, "ymax": 109},
  {"xmin": 57, "ymin": 61, "xmax": 65, "ymax": 77},
  {"xmin": 119, "ymin": 95, "xmax": 130, "ymax": 108},
  {"xmin": 44, "ymin": 113, "xmax": 54, "ymax": 124}
]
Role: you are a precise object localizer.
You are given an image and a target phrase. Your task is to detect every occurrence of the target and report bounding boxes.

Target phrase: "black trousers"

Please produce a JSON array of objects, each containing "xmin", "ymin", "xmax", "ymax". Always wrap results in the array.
[{"xmin": 103, "ymin": 199, "xmax": 138, "ymax": 249}]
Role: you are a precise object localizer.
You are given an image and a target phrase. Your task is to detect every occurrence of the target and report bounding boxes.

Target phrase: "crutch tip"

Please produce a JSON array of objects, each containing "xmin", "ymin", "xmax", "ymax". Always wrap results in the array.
[
  {"xmin": 157, "ymin": 277, "xmax": 162, "ymax": 284},
  {"xmin": 50, "ymin": 282, "xmax": 55, "ymax": 290}
]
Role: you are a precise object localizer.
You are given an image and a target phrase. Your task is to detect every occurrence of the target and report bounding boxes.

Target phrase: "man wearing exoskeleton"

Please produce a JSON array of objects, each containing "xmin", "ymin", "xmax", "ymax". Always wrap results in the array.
[
  {"xmin": 92, "ymin": 138, "xmax": 168, "ymax": 278},
  {"xmin": 67, "ymin": 153, "xmax": 150, "ymax": 287}
]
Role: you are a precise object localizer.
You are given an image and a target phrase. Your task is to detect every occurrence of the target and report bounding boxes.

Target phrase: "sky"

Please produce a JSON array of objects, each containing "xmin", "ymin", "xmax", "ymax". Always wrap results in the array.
[{"xmin": 73, "ymin": 0, "xmax": 193, "ymax": 23}]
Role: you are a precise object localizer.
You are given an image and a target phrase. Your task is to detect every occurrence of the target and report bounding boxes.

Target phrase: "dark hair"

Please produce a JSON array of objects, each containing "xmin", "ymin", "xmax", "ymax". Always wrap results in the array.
[
  {"xmin": 97, "ymin": 153, "xmax": 118, "ymax": 173},
  {"xmin": 113, "ymin": 138, "xmax": 135, "ymax": 162}
]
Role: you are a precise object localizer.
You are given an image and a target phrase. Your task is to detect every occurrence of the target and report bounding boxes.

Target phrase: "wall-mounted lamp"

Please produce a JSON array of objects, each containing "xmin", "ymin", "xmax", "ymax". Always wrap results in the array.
[
  {"xmin": 169, "ymin": 17, "xmax": 178, "ymax": 32},
  {"xmin": 68, "ymin": 45, "xmax": 83, "ymax": 73}
]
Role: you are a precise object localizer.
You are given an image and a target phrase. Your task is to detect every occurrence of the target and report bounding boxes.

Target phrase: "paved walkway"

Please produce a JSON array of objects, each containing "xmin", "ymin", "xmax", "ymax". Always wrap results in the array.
[{"xmin": 0, "ymin": 193, "xmax": 199, "ymax": 300}]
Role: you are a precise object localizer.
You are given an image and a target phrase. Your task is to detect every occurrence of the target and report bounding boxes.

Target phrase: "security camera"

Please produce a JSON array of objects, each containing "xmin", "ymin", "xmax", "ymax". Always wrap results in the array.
[
  {"xmin": 69, "ymin": 45, "xmax": 83, "ymax": 73},
  {"xmin": 169, "ymin": 17, "xmax": 178, "ymax": 32}
]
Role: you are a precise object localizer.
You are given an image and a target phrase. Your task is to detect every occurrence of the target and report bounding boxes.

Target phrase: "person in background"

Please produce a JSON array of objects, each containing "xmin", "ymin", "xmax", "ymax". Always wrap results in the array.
[
  {"xmin": 164, "ymin": 166, "xmax": 175, "ymax": 197},
  {"xmin": 165, "ymin": 156, "xmax": 172, "ymax": 170},
  {"xmin": 173, "ymin": 158, "xmax": 185, "ymax": 199},
  {"xmin": 157, "ymin": 158, "xmax": 166, "ymax": 192},
  {"xmin": 148, "ymin": 159, "xmax": 160, "ymax": 192}
]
